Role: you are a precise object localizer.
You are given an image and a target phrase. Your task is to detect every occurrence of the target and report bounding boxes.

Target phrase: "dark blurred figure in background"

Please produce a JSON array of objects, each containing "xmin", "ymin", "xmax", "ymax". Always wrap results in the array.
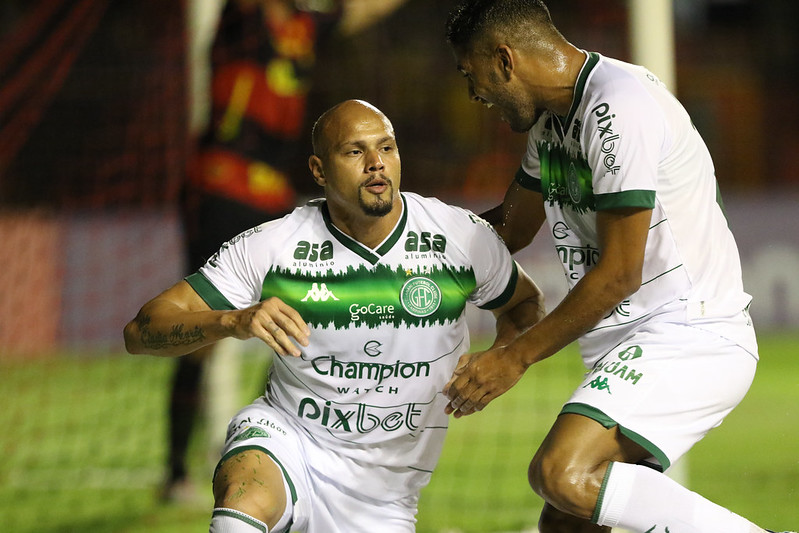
[{"xmin": 166, "ymin": 0, "xmax": 407, "ymax": 502}]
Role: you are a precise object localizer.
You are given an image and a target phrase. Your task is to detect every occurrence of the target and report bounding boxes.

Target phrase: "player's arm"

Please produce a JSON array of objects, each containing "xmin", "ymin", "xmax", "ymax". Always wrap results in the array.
[
  {"xmin": 444, "ymin": 263, "xmax": 545, "ymax": 416},
  {"xmin": 336, "ymin": 0, "xmax": 408, "ymax": 36},
  {"xmin": 123, "ymin": 280, "xmax": 310, "ymax": 358},
  {"xmin": 445, "ymin": 206, "xmax": 652, "ymax": 417},
  {"xmin": 481, "ymin": 180, "xmax": 546, "ymax": 254}
]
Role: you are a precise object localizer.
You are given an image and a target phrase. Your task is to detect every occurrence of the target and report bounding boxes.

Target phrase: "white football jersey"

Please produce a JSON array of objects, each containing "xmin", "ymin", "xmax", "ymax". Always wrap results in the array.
[
  {"xmin": 517, "ymin": 52, "xmax": 757, "ymax": 364},
  {"xmin": 188, "ymin": 192, "xmax": 517, "ymax": 498}
]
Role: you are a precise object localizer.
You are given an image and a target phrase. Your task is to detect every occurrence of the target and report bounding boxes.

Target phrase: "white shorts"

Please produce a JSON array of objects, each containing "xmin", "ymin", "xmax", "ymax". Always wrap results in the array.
[
  {"xmin": 563, "ymin": 322, "xmax": 758, "ymax": 471},
  {"xmin": 215, "ymin": 398, "xmax": 418, "ymax": 533}
]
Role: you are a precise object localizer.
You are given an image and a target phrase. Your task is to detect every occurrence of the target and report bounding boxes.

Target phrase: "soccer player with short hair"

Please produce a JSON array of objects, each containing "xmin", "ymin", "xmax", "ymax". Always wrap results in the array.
[
  {"xmin": 124, "ymin": 99, "xmax": 546, "ymax": 532},
  {"xmin": 442, "ymin": 1, "xmax": 795, "ymax": 533}
]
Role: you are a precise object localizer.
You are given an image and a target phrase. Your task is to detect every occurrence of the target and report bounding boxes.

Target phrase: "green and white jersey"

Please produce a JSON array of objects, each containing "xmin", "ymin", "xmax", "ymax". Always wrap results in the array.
[
  {"xmin": 516, "ymin": 52, "xmax": 756, "ymax": 365},
  {"xmin": 187, "ymin": 192, "xmax": 517, "ymax": 498}
]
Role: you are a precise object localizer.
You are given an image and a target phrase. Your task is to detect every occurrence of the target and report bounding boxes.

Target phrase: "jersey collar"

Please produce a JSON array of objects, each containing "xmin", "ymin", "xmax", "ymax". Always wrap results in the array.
[
  {"xmin": 321, "ymin": 193, "xmax": 408, "ymax": 265},
  {"xmin": 562, "ymin": 51, "xmax": 601, "ymax": 136}
]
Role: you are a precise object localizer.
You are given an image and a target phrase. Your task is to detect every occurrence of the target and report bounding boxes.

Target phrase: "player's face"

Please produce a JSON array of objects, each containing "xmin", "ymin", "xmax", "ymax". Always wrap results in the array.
[
  {"xmin": 315, "ymin": 107, "xmax": 401, "ymax": 220},
  {"xmin": 454, "ymin": 48, "xmax": 540, "ymax": 132}
]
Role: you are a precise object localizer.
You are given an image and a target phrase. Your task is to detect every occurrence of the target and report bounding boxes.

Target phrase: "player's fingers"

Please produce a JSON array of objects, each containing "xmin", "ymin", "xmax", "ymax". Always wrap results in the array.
[
  {"xmin": 274, "ymin": 300, "xmax": 311, "ymax": 340},
  {"xmin": 250, "ymin": 320, "xmax": 295, "ymax": 357},
  {"xmin": 261, "ymin": 299, "xmax": 310, "ymax": 348},
  {"xmin": 263, "ymin": 319, "xmax": 303, "ymax": 357},
  {"xmin": 451, "ymin": 390, "xmax": 491, "ymax": 418},
  {"xmin": 445, "ymin": 380, "xmax": 481, "ymax": 413}
]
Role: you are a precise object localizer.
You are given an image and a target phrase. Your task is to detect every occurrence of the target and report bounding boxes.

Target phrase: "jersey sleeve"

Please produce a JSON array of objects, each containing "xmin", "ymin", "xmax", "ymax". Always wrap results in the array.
[
  {"xmin": 516, "ymin": 132, "xmax": 543, "ymax": 192},
  {"xmin": 460, "ymin": 211, "xmax": 518, "ymax": 310},
  {"xmin": 582, "ymin": 74, "xmax": 662, "ymax": 211},
  {"xmin": 186, "ymin": 226, "xmax": 269, "ymax": 311}
]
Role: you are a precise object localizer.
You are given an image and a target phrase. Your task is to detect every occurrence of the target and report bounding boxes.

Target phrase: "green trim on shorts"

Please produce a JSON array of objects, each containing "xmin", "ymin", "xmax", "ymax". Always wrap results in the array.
[
  {"xmin": 214, "ymin": 444, "xmax": 299, "ymax": 506},
  {"xmin": 591, "ymin": 461, "xmax": 615, "ymax": 524},
  {"xmin": 561, "ymin": 402, "xmax": 670, "ymax": 471},
  {"xmin": 212, "ymin": 508, "xmax": 267, "ymax": 532}
]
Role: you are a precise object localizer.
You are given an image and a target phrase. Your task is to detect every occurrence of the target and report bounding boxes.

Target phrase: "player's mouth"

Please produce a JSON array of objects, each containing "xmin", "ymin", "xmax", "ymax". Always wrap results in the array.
[{"xmin": 362, "ymin": 175, "xmax": 391, "ymax": 194}]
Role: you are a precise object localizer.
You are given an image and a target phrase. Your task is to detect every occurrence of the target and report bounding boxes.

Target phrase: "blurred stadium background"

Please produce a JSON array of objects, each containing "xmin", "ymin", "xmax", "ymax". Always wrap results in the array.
[{"xmin": 1, "ymin": 0, "xmax": 797, "ymax": 532}]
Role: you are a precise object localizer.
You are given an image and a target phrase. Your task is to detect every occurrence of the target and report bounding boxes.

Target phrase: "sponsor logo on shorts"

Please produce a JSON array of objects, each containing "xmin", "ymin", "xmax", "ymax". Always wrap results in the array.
[
  {"xmin": 226, "ymin": 416, "xmax": 287, "ymax": 442},
  {"xmin": 232, "ymin": 426, "xmax": 270, "ymax": 442},
  {"xmin": 584, "ymin": 345, "xmax": 645, "ymax": 393},
  {"xmin": 584, "ymin": 376, "xmax": 612, "ymax": 394}
]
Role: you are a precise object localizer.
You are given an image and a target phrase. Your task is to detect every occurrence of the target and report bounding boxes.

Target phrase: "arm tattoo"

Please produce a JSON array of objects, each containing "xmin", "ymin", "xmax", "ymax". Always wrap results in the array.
[{"xmin": 135, "ymin": 313, "xmax": 206, "ymax": 350}]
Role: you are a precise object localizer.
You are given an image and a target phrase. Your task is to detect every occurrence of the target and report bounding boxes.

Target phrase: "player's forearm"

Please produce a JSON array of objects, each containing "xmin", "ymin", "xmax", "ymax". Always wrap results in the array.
[
  {"xmin": 509, "ymin": 266, "xmax": 636, "ymax": 368},
  {"xmin": 491, "ymin": 294, "xmax": 546, "ymax": 350},
  {"xmin": 123, "ymin": 300, "xmax": 236, "ymax": 357}
]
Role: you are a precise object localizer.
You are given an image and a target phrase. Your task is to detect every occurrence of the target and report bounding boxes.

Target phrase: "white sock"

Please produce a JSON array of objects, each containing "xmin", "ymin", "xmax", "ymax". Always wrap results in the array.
[
  {"xmin": 209, "ymin": 508, "xmax": 269, "ymax": 533},
  {"xmin": 594, "ymin": 461, "xmax": 765, "ymax": 533}
]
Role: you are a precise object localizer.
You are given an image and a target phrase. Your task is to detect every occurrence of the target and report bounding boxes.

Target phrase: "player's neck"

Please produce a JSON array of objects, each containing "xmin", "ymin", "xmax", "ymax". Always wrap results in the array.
[
  {"xmin": 534, "ymin": 45, "xmax": 587, "ymax": 117},
  {"xmin": 327, "ymin": 200, "xmax": 403, "ymax": 250}
]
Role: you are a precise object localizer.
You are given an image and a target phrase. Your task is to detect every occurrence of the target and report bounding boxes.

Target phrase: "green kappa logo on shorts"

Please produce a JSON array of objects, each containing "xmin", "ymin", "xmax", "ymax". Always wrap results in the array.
[
  {"xmin": 232, "ymin": 426, "xmax": 270, "ymax": 443},
  {"xmin": 400, "ymin": 277, "xmax": 442, "ymax": 317}
]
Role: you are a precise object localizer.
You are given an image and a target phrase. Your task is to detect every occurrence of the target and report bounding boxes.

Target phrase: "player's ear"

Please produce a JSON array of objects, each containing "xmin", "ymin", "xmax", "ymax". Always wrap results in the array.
[
  {"xmin": 497, "ymin": 44, "xmax": 514, "ymax": 81},
  {"xmin": 309, "ymin": 155, "xmax": 326, "ymax": 186}
]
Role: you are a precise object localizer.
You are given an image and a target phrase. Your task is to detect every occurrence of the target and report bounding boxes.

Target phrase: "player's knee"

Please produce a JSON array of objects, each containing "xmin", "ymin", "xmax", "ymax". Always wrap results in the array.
[
  {"xmin": 213, "ymin": 450, "xmax": 287, "ymax": 527},
  {"xmin": 528, "ymin": 453, "xmax": 599, "ymax": 520}
]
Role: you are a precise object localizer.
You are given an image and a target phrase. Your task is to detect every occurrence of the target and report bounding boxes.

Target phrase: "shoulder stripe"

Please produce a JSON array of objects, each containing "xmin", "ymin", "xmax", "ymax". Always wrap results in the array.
[
  {"xmin": 595, "ymin": 190, "xmax": 655, "ymax": 210},
  {"xmin": 480, "ymin": 261, "xmax": 518, "ymax": 310},
  {"xmin": 185, "ymin": 272, "xmax": 236, "ymax": 310},
  {"xmin": 515, "ymin": 166, "xmax": 542, "ymax": 192}
]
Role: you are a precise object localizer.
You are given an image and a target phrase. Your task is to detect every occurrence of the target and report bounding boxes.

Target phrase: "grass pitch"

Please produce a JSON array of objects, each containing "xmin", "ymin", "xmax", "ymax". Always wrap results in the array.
[{"xmin": 1, "ymin": 333, "xmax": 796, "ymax": 532}]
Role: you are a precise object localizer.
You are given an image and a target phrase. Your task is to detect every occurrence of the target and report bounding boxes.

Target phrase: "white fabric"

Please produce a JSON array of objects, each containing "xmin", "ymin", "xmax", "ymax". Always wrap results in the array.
[
  {"xmin": 564, "ymin": 322, "xmax": 757, "ymax": 469},
  {"xmin": 195, "ymin": 192, "xmax": 517, "ymax": 500},
  {"xmin": 519, "ymin": 52, "xmax": 757, "ymax": 366},
  {"xmin": 209, "ymin": 508, "xmax": 268, "ymax": 533},
  {"xmin": 220, "ymin": 399, "xmax": 418, "ymax": 533},
  {"xmin": 596, "ymin": 462, "xmax": 765, "ymax": 533}
]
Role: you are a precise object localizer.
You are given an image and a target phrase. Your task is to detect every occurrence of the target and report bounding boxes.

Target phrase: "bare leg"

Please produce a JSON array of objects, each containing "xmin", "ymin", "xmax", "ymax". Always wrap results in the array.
[{"xmin": 213, "ymin": 448, "xmax": 288, "ymax": 529}]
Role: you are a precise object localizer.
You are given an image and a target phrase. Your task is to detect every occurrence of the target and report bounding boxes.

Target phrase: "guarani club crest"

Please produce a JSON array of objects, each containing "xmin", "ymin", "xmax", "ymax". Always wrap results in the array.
[
  {"xmin": 537, "ymin": 140, "xmax": 594, "ymax": 213},
  {"xmin": 263, "ymin": 264, "xmax": 475, "ymax": 329}
]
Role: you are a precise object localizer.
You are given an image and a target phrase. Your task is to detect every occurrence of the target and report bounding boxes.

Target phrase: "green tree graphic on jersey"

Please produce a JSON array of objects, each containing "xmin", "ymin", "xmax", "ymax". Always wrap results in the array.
[
  {"xmin": 537, "ymin": 140, "xmax": 595, "ymax": 213},
  {"xmin": 263, "ymin": 264, "xmax": 477, "ymax": 329}
]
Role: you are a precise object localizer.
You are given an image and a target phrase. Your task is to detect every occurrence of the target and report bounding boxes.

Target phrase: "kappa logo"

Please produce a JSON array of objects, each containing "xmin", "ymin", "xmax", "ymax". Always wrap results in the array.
[
  {"xmin": 583, "ymin": 376, "xmax": 612, "ymax": 394},
  {"xmin": 301, "ymin": 282, "xmax": 340, "ymax": 302}
]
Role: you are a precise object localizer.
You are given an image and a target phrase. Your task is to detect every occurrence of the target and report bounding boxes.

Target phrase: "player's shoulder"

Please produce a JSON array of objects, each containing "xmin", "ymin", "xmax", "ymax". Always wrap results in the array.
[
  {"xmin": 403, "ymin": 192, "xmax": 496, "ymax": 239},
  {"xmin": 245, "ymin": 199, "xmax": 325, "ymax": 242},
  {"xmin": 582, "ymin": 53, "xmax": 656, "ymax": 105},
  {"xmin": 403, "ymin": 192, "xmax": 481, "ymax": 224}
]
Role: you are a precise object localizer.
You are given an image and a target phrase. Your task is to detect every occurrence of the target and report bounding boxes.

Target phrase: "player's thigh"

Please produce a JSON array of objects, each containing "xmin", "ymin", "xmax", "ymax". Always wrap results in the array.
[{"xmin": 215, "ymin": 399, "xmax": 309, "ymax": 530}]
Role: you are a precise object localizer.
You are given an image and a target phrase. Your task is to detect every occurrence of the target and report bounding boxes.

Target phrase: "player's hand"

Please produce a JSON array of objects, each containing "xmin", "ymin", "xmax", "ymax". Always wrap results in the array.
[
  {"xmin": 443, "ymin": 346, "xmax": 527, "ymax": 418},
  {"xmin": 232, "ymin": 297, "xmax": 310, "ymax": 357}
]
